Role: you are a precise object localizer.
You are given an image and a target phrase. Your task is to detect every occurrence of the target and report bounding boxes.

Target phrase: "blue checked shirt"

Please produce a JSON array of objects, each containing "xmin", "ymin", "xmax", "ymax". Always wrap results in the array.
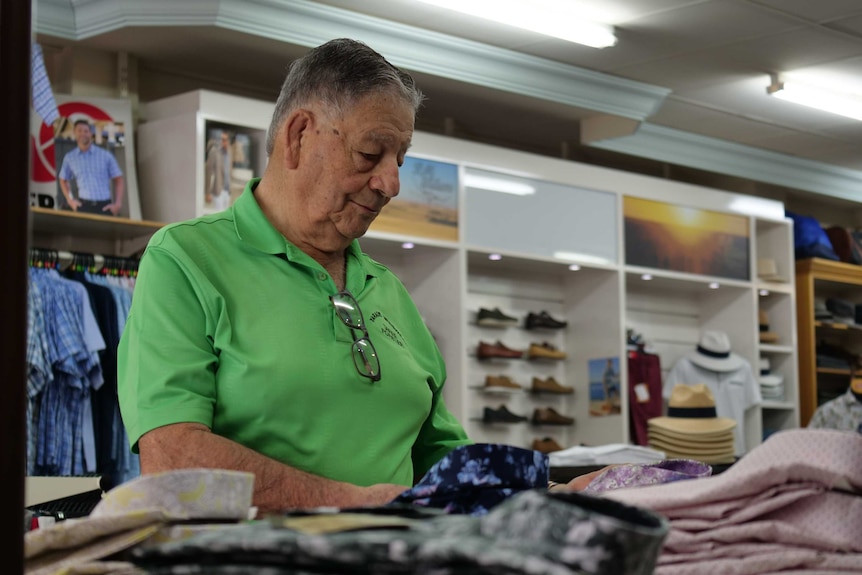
[{"xmin": 59, "ymin": 144, "xmax": 123, "ymax": 201}]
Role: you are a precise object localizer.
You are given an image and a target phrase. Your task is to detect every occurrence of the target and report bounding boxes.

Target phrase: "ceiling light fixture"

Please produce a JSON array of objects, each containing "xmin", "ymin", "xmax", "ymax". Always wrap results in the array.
[
  {"xmin": 767, "ymin": 74, "xmax": 862, "ymax": 122},
  {"xmin": 415, "ymin": 0, "xmax": 617, "ymax": 49}
]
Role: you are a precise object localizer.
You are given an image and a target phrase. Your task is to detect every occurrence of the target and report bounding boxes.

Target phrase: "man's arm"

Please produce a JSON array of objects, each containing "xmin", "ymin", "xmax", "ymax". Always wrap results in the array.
[
  {"xmin": 139, "ymin": 422, "xmax": 409, "ymax": 513},
  {"xmin": 104, "ymin": 175, "xmax": 124, "ymax": 215},
  {"xmin": 58, "ymin": 178, "xmax": 81, "ymax": 211}
]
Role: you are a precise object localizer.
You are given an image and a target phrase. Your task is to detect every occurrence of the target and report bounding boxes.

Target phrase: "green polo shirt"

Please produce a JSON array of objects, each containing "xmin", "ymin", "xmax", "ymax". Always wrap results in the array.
[{"xmin": 118, "ymin": 179, "xmax": 470, "ymax": 486}]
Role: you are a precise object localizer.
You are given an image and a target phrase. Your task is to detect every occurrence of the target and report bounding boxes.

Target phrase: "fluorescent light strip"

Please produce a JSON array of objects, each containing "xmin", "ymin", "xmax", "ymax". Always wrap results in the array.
[
  {"xmin": 768, "ymin": 79, "xmax": 862, "ymax": 122},
  {"xmin": 464, "ymin": 173, "xmax": 536, "ymax": 195},
  {"xmin": 415, "ymin": 0, "xmax": 616, "ymax": 48}
]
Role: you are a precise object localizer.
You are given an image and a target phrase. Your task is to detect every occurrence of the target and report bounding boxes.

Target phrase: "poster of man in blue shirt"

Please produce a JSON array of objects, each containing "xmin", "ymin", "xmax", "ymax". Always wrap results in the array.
[{"xmin": 57, "ymin": 119, "xmax": 125, "ymax": 216}]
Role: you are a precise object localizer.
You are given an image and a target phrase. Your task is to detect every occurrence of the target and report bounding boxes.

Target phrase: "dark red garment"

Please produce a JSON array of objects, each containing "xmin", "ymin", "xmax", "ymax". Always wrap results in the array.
[{"xmin": 628, "ymin": 349, "xmax": 663, "ymax": 446}]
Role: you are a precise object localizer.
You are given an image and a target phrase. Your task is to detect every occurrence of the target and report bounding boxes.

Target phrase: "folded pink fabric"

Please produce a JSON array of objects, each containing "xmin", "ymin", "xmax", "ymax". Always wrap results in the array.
[{"xmin": 604, "ymin": 429, "xmax": 862, "ymax": 575}]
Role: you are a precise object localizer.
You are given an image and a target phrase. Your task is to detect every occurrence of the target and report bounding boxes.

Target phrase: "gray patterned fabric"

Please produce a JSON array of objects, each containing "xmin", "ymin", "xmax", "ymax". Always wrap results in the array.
[{"xmin": 132, "ymin": 489, "xmax": 669, "ymax": 575}]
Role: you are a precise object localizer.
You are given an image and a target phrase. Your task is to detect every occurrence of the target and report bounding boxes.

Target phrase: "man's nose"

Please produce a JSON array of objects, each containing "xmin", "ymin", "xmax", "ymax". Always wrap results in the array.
[{"xmin": 370, "ymin": 158, "xmax": 401, "ymax": 198}]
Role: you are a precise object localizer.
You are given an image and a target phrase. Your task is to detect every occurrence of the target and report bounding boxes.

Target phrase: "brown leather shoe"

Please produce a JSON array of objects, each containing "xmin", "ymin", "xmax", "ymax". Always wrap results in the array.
[
  {"xmin": 532, "ymin": 437, "xmax": 564, "ymax": 453},
  {"xmin": 531, "ymin": 377, "xmax": 574, "ymax": 394},
  {"xmin": 527, "ymin": 341, "xmax": 567, "ymax": 360},
  {"xmin": 532, "ymin": 406, "xmax": 574, "ymax": 426},
  {"xmin": 485, "ymin": 374, "xmax": 522, "ymax": 389},
  {"xmin": 477, "ymin": 340, "xmax": 524, "ymax": 359}
]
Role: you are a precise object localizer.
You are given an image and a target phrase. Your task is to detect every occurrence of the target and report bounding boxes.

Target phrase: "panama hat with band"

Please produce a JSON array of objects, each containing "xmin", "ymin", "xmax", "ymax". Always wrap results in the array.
[
  {"xmin": 687, "ymin": 331, "xmax": 744, "ymax": 373},
  {"xmin": 648, "ymin": 384, "xmax": 736, "ymax": 436}
]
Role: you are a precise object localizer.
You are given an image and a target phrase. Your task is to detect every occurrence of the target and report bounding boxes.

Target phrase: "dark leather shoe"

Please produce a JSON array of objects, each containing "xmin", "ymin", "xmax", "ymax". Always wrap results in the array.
[
  {"xmin": 532, "ymin": 407, "xmax": 574, "ymax": 426},
  {"xmin": 477, "ymin": 307, "xmax": 519, "ymax": 327},
  {"xmin": 483, "ymin": 404, "xmax": 528, "ymax": 423},
  {"xmin": 525, "ymin": 311, "xmax": 568, "ymax": 330},
  {"xmin": 532, "ymin": 437, "xmax": 564, "ymax": 453},
  {"xmin": 477, "ymin": 340, "xmax": 524, "ymax": 359},
  {"xmin": 531, "ymin": 377, "xmax": 574, "ymax": 394}
]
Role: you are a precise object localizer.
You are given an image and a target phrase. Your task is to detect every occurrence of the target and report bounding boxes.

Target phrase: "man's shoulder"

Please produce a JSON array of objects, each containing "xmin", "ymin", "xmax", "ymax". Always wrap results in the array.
[{"xmin": 148, "ymin": 211, "xmax": 237, "ymax": 251}]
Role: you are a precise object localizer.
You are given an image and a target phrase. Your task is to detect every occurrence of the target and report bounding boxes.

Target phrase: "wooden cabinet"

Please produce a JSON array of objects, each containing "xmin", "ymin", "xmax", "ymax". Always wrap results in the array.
[{"xmin": 795, "ymin": 258, "xmax": 862, "ymax": 425}]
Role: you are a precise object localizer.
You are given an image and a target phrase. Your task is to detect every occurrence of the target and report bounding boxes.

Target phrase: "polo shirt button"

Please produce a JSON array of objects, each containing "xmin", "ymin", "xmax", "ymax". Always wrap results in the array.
[{"xmin": 317, "ymin": 272, "xmax": 327, "ymax": 281}]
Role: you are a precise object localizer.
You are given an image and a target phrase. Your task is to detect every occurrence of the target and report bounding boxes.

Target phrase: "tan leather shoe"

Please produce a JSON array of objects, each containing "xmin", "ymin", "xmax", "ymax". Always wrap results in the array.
[
  {"xmin": 532, "ymin": 406, "xmax": 575, "ymax": 426},
  {"xmin": 527, "ymin": 341, "xmax": 567, "ymax": 360},
  {"xmin": 477, "ymin": 340, "xmax": 524, "ymax": 359},
  {"xmin": 531, "ymin": 437, "xmax": 564, "ymax": 453},
  {"xmin": 485, "ymin": 374, "xmax": 522, "ymax": 389},
  {"xmin": 531, "ymin": 376, "xmax": 574, "ymax": 394}
]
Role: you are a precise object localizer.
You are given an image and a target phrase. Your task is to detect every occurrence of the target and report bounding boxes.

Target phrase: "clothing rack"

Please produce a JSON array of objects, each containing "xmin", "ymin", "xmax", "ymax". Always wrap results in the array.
[{"xmin": 29, "ymin": 248, "xmax": 139, "ymax": 277}]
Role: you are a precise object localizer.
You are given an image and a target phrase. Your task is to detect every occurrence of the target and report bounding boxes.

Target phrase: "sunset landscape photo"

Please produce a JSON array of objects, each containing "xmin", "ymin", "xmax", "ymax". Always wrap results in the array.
[{"xmin": 624, "ymin": 196, "xmax": 749, "ymax": 280}]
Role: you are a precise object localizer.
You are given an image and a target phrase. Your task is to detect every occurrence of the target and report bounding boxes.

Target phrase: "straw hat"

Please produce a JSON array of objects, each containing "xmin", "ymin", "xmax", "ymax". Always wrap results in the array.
[
  {"xmin": 648, "ymin": 384, "xmax": 736, "ymax": 436},
  {"xmin": 687, "ymin": 331, "xmax": 744, "ymax": 373}
]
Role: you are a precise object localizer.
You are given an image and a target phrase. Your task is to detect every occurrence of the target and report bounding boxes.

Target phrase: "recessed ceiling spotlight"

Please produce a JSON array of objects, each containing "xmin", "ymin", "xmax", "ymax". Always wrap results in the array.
[
  {"xmin": 489, "ymin": 253, "xmax": 503, "ymax": 261},
  {"xmin": 759, "ymin": 289, "xmax": 770, "ymax": 296},
  {"xmin": 401, "ymin": 242, "xmax": 415, "ymax": 250},
  {"xmin": 708, "ymin": 282, "xmax": 720, "ymax": 289},
  {"xmin": 568, "ymin": 264, "xmax": 581, "ymax": 271},
  {"xmin": 641, "ymin": 273, "xmax": 653, "ymax": 281}
]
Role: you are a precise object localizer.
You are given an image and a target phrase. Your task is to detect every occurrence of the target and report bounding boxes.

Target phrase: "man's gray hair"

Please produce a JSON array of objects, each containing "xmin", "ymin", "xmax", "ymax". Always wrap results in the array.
[{"xmin": 265, "ymin": 38, "xmax": 424, "ymax": 156}]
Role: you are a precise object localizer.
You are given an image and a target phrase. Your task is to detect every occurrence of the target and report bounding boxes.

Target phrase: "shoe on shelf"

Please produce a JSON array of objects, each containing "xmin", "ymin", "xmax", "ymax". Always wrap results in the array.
[
  {"xmin": 531, "ymin": 376, "xmax": 574, "ymax": 395},
  {"xmin": 527, "ymin": 342, "xmax": 567, "ymax": 360},
  {"xmin": 483, "ymin": 404, "xmax": 528, "ymax": 424},
  {"xmin": 477, "ymin": 307, "xmax": 519, "ymax": 327},
  {"xmin": 532, "ymin": 407, "xmax": 575, "ymax": 426},
  {"xmin": 477, "ymin": 340, "xmax": 524, "ymax": 360},
  {"xmin": 485, "ymin": 374, "xmax": 522, "ymax": 390},
  {"xmin": 532, "ymin": 436, "xmax": 564, "ymax": 453},
  {"xmin": 525, "ymin": 311, "xmax": 568, "ymax": 330}
]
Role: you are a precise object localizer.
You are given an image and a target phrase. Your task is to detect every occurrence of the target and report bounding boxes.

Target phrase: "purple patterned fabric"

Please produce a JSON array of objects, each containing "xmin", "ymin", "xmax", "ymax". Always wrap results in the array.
[{"xmin": 582, "ymin": 459, "xmax": 712, "ymax": 494}]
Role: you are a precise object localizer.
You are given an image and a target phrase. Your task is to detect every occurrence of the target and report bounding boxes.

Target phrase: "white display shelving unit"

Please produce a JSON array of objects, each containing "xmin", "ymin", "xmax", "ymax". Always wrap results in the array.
[{"xmin": 131, "ymin": 92, "xmax": 799, "ymax": 456}]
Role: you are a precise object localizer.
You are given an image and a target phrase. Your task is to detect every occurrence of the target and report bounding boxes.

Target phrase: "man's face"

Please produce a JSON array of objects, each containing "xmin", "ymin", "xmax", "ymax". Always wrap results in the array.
[
  {"xmin": 74, "ymin": 123, "xmax": 92, "ymax": 148},
  {"xmin": 221, "ymin": 132, "xmax": 230, "ymax": 150},
  {"xmin": 292, "ymin": 91, "xmax": 414, "ymax": 249}
]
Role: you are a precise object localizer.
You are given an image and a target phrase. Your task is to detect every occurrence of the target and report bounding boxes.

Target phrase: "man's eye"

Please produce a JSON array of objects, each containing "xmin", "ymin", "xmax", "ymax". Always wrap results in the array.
[{"xmin": 360, "ymin": 152, "xmax": 380, "ymax": 161}]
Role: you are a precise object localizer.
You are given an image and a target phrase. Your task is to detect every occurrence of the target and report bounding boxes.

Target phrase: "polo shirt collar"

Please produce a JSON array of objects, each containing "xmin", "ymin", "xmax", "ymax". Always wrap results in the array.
[{"xmin": 232, "ymin": 178, "xmax": 378, "ymax": 283}]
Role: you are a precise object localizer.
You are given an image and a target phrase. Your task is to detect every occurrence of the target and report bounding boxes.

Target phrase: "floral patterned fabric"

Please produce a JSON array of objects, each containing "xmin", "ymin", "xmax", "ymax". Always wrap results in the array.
[
  {"xmin": 582, "ymin": 459, "xmax": 712, "ymax": 494},
  {"xmin": 132, "ymin": 489, "xmax": 670, "ymax": 575},
  {"xmin": 390, "ymin": 442, "xmax": 549, "ymax": 515}
]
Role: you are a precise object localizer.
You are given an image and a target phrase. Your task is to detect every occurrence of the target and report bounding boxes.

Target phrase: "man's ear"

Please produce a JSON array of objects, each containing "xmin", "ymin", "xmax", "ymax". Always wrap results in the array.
[{"xmin": 283, "ymin": 109, "xmax": 313, "ymax": 170}]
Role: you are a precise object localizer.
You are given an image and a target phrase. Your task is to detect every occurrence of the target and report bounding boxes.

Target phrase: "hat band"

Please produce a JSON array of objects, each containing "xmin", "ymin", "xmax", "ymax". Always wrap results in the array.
[
  {"xmin": 759, "ymin": 325, "xmax": 770, "ymax": 332},
  {"xmin": 667, "ymin": 406, "xmax": 718, "ymax": 418},
  {"xmin": 696, "ymin": 345, "xmax": 730, "ymax": 359}
]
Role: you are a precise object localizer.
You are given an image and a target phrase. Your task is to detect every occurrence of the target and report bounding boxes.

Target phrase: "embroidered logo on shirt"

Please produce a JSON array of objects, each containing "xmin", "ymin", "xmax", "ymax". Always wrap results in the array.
[{"xmin": 369, "ymin": 312, "xmax": 405, "ymax": 348}]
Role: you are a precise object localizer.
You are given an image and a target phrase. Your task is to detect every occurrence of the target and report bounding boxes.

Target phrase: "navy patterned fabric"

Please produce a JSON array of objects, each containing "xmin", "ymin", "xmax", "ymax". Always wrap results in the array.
[
  {"xmin": 132, "ymin": 489, "xmax": 670, "ymax": 575},
  {"xmin": 391, "ymin": 443, "xmax": 549, "ymax": 515}
]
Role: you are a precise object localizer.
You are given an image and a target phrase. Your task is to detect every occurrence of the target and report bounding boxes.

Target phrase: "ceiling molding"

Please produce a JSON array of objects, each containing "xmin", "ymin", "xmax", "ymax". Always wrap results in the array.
[
  {"xmin": 589, "ymin": 123, "xmax": 862, "ymax": 203},
  {"xmin": 35, "ymin": 0, "xmax": 862, "ymax": 201},
  {"xmin": 34, "ymin": 0, "xmax": 669, "ymax": 120}
]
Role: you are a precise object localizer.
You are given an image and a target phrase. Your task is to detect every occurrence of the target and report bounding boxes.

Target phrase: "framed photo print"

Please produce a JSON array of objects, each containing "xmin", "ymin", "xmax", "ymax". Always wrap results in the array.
[
  {"xmin": 30, "ymin": 95, "xmax": 142, "ymax": 220},
  {"xmin": 201, "ymin": 119, "xmax": 266, "ymax": 215}
]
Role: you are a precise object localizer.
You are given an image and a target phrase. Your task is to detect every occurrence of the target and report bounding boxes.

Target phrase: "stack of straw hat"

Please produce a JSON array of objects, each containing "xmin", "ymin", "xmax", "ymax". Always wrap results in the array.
[{"xmin": 648, "ymin": 384, "xmax": 736, "ymax": 464}]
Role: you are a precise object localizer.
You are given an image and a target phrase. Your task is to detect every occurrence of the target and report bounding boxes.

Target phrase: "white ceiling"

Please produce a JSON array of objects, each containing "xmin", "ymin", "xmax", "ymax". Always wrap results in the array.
[{"xmin": 35, "ymin": 0, "xmax": 862, "ymax": 209}]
